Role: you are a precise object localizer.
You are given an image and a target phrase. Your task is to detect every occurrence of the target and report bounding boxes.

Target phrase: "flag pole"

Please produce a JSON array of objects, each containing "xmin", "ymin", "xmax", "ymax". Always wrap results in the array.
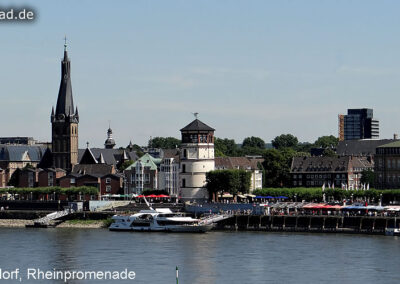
[{"xmin": 176, "ymin": 266, "xmax": 179, "ymax": 284}]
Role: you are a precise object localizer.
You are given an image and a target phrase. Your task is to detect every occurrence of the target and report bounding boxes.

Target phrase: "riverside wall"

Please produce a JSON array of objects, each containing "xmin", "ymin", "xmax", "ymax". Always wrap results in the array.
[{"xmin": 214, "ymin": 215, "xmax": 400, "ymax": 235}]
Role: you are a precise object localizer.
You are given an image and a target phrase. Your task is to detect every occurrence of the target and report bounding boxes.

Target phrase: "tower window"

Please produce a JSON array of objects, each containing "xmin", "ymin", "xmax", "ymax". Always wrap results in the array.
[
  {"xmin": 182, "ymin": 178, "xmax": 186, "ymax": 188},
  {"xmin": 183, "ymin": 149, "xmax": 187, "ymax": 158},
  {"xmin": 182, "ymin": 164, "xmax": 186, "ymax": 173}
]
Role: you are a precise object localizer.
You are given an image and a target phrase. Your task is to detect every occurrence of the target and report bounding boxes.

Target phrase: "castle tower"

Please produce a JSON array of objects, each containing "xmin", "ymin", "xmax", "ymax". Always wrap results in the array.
[
  {"xmin": 51, "ymin": 42, "xmax": 79, "ymax": 171},
  {"xmin": 179, "ymin": 118, "xmax": 215, "ymax": 201}
]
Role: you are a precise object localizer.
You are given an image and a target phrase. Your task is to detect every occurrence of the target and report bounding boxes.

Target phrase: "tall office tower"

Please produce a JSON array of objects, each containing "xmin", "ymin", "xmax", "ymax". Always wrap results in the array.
[{"xmin": 339, "ymin": 108, "xmax": 379, "ymax": 140}]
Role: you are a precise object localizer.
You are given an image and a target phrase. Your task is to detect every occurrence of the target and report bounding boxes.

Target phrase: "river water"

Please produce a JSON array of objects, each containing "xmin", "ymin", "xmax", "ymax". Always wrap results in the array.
[{"xmin": 0, "ymin": 228, "xmax": 399, "ymax": 284}]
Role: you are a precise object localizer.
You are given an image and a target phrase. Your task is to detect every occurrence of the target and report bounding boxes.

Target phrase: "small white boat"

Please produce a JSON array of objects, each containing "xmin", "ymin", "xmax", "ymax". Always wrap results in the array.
[
  {"xmin": 385, "ymin": 228, "xmax": 400, "ymax": 236},
  {"xmin": 109, "ymin": 208, "xmax": 213, "ymax": 233},
  {"xmin": 385, "ymin": 216, "xmax": 400, "ymax": 236}
]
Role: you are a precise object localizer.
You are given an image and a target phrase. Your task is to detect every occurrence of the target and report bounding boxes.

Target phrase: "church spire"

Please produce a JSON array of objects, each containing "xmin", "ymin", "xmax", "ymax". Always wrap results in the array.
[
  {"xmin": 51, "ymin": 39, "xmax": 79, "ymax": 171},
  {"xmin": 55, "ymin": 39, "xmax": 76, "ymax": 120}
]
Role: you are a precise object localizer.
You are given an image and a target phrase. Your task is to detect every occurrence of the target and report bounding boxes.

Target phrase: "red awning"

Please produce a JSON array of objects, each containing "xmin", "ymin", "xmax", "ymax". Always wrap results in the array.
[{"xmin": 302, "ymin": 203, "xmax": 341, "ymax": 209}]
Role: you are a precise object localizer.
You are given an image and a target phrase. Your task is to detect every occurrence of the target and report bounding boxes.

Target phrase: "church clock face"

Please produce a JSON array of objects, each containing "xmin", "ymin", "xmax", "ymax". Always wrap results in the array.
[{"xmin": 57, "ymin": 114, "xmax": 65, "ymax": 120}]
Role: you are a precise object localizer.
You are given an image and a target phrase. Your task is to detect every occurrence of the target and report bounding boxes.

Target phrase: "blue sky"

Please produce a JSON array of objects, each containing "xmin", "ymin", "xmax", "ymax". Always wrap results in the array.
[{"xmin": 1, "ymin": 0, "xmax": 400, "ymax": 147}]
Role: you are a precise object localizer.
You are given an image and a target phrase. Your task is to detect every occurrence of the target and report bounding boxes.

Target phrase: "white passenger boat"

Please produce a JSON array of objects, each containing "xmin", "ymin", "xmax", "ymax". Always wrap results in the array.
[{"xmin": 109, "ymin": 208, "xmax": 213, "ymax": 233}]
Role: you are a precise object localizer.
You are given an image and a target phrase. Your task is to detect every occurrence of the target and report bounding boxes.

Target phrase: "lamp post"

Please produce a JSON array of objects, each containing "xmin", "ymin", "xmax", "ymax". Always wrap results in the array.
[
  {"xmin": 379, "ymin": 193, "xmax": 382, "ymax": 207},
  {"xmin": 124, "ymin": 177, "xmax": 128, "ymax": 201}
]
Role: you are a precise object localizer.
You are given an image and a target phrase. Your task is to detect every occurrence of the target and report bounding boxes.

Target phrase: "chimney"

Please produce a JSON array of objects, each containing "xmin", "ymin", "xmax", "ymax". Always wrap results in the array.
[{"xmin": 394, "ymin": 134, "xmax": 398, "ymax": 140}]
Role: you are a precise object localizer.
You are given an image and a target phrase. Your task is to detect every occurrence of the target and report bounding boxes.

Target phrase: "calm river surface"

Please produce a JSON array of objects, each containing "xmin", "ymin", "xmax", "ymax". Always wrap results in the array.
[{"xmin": 0, "ymin": 228, "xmax": 399, "ymax": 284}]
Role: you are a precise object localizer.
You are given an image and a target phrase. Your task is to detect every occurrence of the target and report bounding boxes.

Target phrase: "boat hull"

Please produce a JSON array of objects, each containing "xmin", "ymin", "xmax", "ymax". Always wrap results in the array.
[{"xmin": 109, "ymin": 224, "xmax": 213, "ymax": 233}]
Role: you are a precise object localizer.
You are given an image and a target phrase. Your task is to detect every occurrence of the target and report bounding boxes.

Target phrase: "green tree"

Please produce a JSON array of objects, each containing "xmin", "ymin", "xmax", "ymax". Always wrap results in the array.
[
  {"xmin": 322, "ymin": 148, "xmax": 337, "ymax": 157},
  {"xmin": 129, "ymin": 144, "xmax": 144, "ymax": 157},
  {"xmin": 242, "ymin": 136, "xmax": 265, "ymax": 149},
  {"xmin": 119, "ymin": 160, "xmax": 134, "ymax": 171},
  {"xmin": 206, "ymin": 169, "xmax": 251, "ymax": 200},
  {"xmin": 214, "ymin": 138, "xmax": 239, "ymax": 157},
  {"xmin": 240, "ymin": 146, "xmax": 265, "ymax": 156},
  {"xmin": 239, "ymin": 170, "xmax": 252, "ymax": 194},
  {"xmin": 296, "ymin": 142, "xmax": 313, "ymax": 153},
  {"xmin": 206, "ymin": 170, "xmax": 228, "ymax": 200},
  {"xmin": 314, "ymin": 135, "xmax": 339, "ymax": 148},
  {"xmin": 271, "ymin": 134, "xmax": 298, "ymax": 150},
  {"xmin": 361, "ymin": 169, "xmax": 375, "ymax": 186},
  {"xmin": 262, "ymin": 148, "xmax": 295, "ymax": 187},
  {"xmin": 149, "ymin": 137, "xmax": 181, "ymax": 149}
]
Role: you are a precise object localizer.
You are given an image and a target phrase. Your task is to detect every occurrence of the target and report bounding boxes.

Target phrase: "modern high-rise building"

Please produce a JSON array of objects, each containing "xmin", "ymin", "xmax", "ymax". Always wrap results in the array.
[{"xmin": 338, "ymin": 108, "xmax": 379, "ymax": 140}]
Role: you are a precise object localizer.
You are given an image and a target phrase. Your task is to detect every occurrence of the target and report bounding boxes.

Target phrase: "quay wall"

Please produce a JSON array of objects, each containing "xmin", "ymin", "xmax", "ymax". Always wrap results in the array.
[
  {"xmin": 214, "ymin": 215, "xmax": 400, "ymax": 235},
  {"xmin": 0, "ymin": 210, "xmax": 112, "ymax": 220}
]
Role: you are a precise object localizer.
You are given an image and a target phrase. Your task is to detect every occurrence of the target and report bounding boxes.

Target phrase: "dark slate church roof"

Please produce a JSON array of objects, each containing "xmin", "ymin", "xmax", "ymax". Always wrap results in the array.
[
  {"xmin": 336, "ymin": 139, "xmax": 396, "ymax": 156},
  {"xmin": 78, "ymin": 148, "xmax": 137, "ymax": 167},
  {"xmin": 291, "ymin": 156, "xmax": 350, "ymax": 173},
  {"xmin": 0, "ymin": 145, "xmax": 46, "ymax": 162},
  {"xmin": 55, "ymin": 49, "xmax": 75, "ymax": 117},
  {"xmin": 72, "ymin": 164, "xmax": 114, "ymax": 175},
  {"xmin": 180, "ymin": 119, "xmax": 215, "ymax": 132}
]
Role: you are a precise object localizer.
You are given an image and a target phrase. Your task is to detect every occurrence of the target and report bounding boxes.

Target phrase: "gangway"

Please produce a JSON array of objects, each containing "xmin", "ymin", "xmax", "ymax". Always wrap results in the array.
[
  {"xmin": 199, "ymin": 213, "xmax": 232, "ymax": 225},
  {"xmin": 29, "ymin": 209, "xmax": 74, "ymax": 227}
]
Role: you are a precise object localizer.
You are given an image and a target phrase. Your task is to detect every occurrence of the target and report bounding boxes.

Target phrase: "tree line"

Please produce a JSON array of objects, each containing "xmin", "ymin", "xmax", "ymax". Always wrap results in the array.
[
  {"xmin": 0, "ymin": 186, "xmax": 99, "ymax": 197},
  {"xmin": 215, "ymin": 134, "xmax": 338, "ymax": 187}
]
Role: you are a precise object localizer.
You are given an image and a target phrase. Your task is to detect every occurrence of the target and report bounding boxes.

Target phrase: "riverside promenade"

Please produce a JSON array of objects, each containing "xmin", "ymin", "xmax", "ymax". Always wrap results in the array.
[{"xmin": 0, "ymin": 200, "xmax": 398, "ymax": 234}]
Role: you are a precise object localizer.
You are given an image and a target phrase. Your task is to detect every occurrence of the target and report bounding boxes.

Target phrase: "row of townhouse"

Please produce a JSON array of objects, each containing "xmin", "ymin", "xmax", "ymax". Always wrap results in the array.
[
  {"xmin": 290, "ymin": 156, "xmax": 373, "ymax": 188},
  {"xmin": 375, "ymin": 141, "xmax": 400, "ymax": 189},
  {"xmin": 15, "ymin": 166, "xmax": 124, "ymax": 198},
  {"xmin": 290, "ymin": 139, "xmax": 400, "ymax": 189}
]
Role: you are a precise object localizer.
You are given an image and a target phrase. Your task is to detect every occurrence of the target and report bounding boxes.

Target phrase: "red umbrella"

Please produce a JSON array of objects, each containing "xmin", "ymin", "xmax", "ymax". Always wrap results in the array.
[
  {"xmin": 157, "ymin": 194, "xmax": 170, "ymax": 198},
  {"xmin": 137, "ymin": 195, "xmax": 145, "ymax": 198},
  {"xmin": 146, "ymin": 194, "xmax": 158, "ymax": 198}
]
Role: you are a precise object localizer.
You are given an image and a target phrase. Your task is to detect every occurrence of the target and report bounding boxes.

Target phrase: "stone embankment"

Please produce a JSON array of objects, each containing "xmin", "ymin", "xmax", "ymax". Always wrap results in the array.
[
  {"xmin": 0, "ymin": 219, "xmax": 33, "ymax": 227},
  {"xmin": 0, "ymin": 219, "xmax": 106, "ymax": 228}
]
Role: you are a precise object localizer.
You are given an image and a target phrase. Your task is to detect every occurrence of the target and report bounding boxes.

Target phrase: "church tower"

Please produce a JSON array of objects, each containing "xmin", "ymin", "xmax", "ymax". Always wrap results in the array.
[
  {"xmin": 51, "ymin": 41, "xmax": 79, "ymax": 171},
  {"xmin": 104, "ymin": 125, "xmax": 116, "ymax": 149},
  {"xmin": 179, "ymin": 117, "xmax": 215, "ymax": 201}
]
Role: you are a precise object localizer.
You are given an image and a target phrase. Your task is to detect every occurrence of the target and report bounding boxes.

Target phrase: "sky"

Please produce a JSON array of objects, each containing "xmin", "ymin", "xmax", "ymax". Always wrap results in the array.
[{"xmin": 1, "ymin": 0, "xmax": 400, "ymax": 148}]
